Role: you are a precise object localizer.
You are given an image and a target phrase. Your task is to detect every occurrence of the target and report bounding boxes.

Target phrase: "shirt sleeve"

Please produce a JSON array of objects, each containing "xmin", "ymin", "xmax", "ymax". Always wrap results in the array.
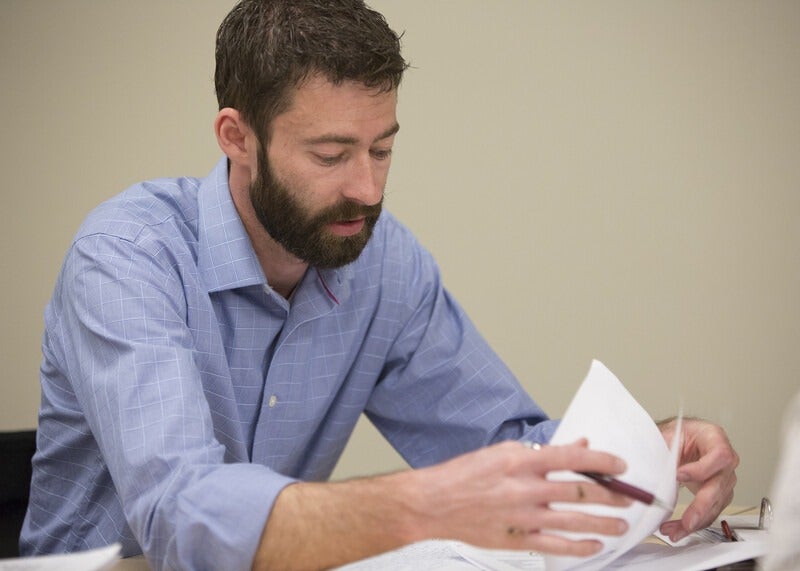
[
  {"xmin": 49, "ymin": 233, "xmax": 294, "ymax": 571},
  {"xmin": 364, "ymin": 228, "xmax": 559, "ymax": 468}
]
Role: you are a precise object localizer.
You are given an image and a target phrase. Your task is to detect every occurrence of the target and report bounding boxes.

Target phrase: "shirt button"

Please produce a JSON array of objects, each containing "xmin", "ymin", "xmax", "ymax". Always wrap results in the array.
[{"xmin": 268, "ymin": 395, "xmax": 278, "ymax": 408}]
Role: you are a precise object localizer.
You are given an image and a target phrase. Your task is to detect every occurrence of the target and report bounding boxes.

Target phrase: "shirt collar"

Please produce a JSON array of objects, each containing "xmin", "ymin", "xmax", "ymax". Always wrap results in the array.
[
  {"xmin": 197, "ymin": 157, "xmax": 266, "ymax": 293},
  {"xmin": 196, "ymin": 156, "xmax": 355, "ymax": 305}
]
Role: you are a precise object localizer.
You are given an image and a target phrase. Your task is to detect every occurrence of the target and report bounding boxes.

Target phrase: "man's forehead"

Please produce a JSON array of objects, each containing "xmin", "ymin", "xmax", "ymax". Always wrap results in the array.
[{"xmin": 273, "ymin": 76, "xmax": 398, "ymax": 142}]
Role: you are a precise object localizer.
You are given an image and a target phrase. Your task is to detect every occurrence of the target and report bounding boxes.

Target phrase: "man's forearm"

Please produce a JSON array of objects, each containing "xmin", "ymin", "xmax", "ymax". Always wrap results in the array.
[
  {"xmin": 251, "ymin": 470, "xmax": 424, "ymax": 571},
  {"xmin": 250, "ymin": 441, "xmax": 638, "ymax": 570}
]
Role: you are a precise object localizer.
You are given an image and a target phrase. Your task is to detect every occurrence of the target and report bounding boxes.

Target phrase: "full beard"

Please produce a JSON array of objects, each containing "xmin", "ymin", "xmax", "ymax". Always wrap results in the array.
[{"xmin": 249, "ymin": 149, "xmax": 383, "ymax": 269}]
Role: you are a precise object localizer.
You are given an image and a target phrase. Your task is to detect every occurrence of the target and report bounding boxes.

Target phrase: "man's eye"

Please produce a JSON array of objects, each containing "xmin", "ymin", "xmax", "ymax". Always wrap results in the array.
[
  {"xmin": 371, "ymin": 149, "xmax": 392, "ymax": 161},
  {"xmin": 315, "ymin": 154, "xmax": 342, "ymax": 166}
]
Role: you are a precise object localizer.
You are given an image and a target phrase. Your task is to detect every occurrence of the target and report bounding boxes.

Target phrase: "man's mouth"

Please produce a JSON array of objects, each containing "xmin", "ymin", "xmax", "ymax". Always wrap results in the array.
[{"xmin": 327, "ymin": 217, "xmax": 366, "ymax": 237}]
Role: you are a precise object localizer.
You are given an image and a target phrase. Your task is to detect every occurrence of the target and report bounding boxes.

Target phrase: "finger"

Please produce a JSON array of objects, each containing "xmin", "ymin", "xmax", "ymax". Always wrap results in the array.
[
  {"xmin": 676, "ymin": 423, "xmax": 739, "ymax": 481},
  {"xmin": 500, "ymin": 516, "xmax": 619, "ymax": 557},
  {"xmin": 659, "ymin": 519, "xmax": 689, "ymax": 542},
  {"xmin": 681, "ymin": 474, "xmax": 736, "ymax": 533},
  {"xmin": 659, "ymin": 472, "xmax": 736, "ymax": 542},
  {"xmin": 521, "ymin": 442, "xmax": 627, "ymax": 476},
  {"xmin": 537, "ymin": 480, "xmax": 633, "ymax": 507},
  {"xmin": 501, "ymin": 530, "xmax": 603, "ymax": 557},
  {"xmin": 534, "ymin": 509, "xmax": 629, "ymax": 537},
  {"xmin": 519, "ymin": 438, "xmax": 588, "ymax": 451},
  {"xmin": 677, "ymin": 444, "xmax": 739, "ymax": 485},
  {"xmin": 512, "ymin": 533, "xmax": 604, "ymax": 557}
]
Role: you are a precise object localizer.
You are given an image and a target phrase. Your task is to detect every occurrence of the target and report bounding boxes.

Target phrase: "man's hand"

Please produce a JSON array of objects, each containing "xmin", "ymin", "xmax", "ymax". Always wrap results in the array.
[
  {"xmin": 657, "ymin": 417, "xmax": 739, "ymax": 542},
  {"xmin": 252, "ymin": 440, "xmax": 633, "ymax": 571},
  {"xmin": 408, "ymin": 439, "xmax": 632, "ymax": 554}
]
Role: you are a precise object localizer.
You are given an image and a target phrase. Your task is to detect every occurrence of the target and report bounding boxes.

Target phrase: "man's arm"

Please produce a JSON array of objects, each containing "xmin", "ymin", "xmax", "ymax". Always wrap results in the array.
[
  {"xmin": 46, "ymin": 233, "xmax": 291, "ymax": 569},
  {"xmin": 252, "ymin": 440, "xmax": 633, "ymax": 571},
  {"xmin": 657, "ymin": 417, "xmax": 739, "ymax": 542}
]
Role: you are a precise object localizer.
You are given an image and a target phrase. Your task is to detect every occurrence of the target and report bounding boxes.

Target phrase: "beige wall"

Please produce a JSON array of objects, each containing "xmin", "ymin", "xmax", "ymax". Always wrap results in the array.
[{"xmin": 2, "ymin": 1, "xmax": 798, "ymax": 507}]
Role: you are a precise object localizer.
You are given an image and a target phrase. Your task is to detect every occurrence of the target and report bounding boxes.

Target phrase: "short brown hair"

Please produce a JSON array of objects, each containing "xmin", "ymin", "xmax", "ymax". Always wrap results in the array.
[{"xmin": 215, "ymin": 0, "xmax": 408, "ymax": 139}]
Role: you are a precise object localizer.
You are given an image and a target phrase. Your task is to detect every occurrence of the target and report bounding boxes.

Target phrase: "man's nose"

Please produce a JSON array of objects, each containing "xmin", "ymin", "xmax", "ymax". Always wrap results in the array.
[{"xmin": 342, "ymin": 155, "xmax": 384, "ymax": 206}]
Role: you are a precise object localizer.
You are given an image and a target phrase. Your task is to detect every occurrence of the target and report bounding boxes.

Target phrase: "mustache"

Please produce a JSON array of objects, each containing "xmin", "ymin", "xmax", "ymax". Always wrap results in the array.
[{"xmin": 315, "ymin": 197, "xmax": 383, "ymax": 225}]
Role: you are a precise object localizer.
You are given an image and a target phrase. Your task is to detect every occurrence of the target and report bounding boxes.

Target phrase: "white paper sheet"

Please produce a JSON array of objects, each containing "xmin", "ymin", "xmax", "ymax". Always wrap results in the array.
[
  {"xmin": 334, "ymin": 540, "xmax": 483, "ymax": 570},
  {"xmin": 543, "ymin": 360, "xmax": 681, "ymax": 571},
  {"xmin": 0, "ymin": 544, "xmax": 120, "ymax": 571},
  {"xmin": 454, "ymin": 533, "xmax": 765, "ymax": 571},
  {"xmin": 352, "ymin": 534, "xmax": 766, "ymax": 571},
  {"xmin": 608, "ymin": 534, "xmax": 766, "ymax": 570}
]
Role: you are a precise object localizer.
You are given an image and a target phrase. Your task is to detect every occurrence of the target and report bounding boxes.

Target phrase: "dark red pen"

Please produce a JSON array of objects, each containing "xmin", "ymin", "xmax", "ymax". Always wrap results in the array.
[
  {"xmin": 721, "ymin": 519, "xmax": 739, "ymax": 542},
  {"xmin": 580, "ymin": 472, "xmax": 672, "ymax": 510}
]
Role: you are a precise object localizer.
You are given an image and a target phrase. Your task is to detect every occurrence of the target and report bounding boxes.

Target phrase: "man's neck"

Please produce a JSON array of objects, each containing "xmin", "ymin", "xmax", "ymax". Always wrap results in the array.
[
  {"xmin": 253, "ymin": 240, "xmax": 308, "ymax": 300},
  {"xmin": 227, "ymin": 166, "xmax": 308, "ymax": 300}
]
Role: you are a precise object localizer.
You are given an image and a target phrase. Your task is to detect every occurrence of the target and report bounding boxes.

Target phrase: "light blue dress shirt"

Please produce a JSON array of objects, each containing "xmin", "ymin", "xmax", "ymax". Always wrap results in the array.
[{"xmin": 21, "ymin": 157, "xmax": 556, "ymax": 570}]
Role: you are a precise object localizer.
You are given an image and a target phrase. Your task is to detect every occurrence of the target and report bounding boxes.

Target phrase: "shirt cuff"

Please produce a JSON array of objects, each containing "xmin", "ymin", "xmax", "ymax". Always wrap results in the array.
[{"xmin": 171, "ymin": 463, "xmax": 296, "ymax": 571}]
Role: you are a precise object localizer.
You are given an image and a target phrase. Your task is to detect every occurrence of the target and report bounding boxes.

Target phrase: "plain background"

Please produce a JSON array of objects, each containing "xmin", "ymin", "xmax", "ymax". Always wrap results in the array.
[{"xmin": 2, "ymin": 1, "xmax": 798, "ymax": 507}]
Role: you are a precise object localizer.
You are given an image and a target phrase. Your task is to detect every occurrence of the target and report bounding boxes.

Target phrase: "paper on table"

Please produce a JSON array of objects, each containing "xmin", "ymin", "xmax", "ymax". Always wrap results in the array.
[
  {"xmin": 452, "ymin": 543, "xmax": 545, "ymax": 571},
  {"xmin": 608, "ymin": 533, "xmax": 767, "ymax": 571},
  {"xmin": 0, "ymin": 543, "xmax": 121, "ymax": 571},
  {"xmin": 369, "ymin": 529, "xmax": 765, "ymax": 571},
  {"xmin": 334, "ymin": 539, "xmax": 502, "ymax": 570},
  {"xmin": 451, "ymin": 535, "xmax": 766, "ymax": 571},
  {"xmin": 543, "ymin": 360, "xmax": 681, "ymax": 571}
]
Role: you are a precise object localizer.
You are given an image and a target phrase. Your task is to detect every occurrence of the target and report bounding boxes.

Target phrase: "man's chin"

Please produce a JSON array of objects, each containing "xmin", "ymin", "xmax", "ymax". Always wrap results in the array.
[{"xmin": 308, "ymin": 232, "xmax": 373, "ymax": 268}]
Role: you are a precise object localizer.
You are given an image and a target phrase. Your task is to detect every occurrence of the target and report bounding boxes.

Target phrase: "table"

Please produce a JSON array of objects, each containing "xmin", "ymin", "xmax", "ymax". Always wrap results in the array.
[{"xmin": 108, "ymin": 506, "xmax": 761, "ymax": 570}]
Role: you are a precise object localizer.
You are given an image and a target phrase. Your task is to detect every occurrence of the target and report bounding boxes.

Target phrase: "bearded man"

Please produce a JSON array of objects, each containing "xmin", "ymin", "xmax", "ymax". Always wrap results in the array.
[{"xmin": 21, "ymin": 2, "xmax": 738, "ymax": 570}]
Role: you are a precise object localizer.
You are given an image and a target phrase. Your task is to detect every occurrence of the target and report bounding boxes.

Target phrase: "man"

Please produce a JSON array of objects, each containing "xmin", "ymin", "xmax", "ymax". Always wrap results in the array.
[{"xmin": 21, "ymin": 1, "xmax": 738, "ymax": 570}]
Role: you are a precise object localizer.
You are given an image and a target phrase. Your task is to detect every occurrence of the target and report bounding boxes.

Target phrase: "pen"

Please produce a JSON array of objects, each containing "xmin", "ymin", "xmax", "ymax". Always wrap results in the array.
[
  {"xmin": 579, "ymin": 472, "xmax": 672, "ymax": 510},
  {"xmin": 721, "ymin": 519, "xmax": 739, "ymax": 542}
]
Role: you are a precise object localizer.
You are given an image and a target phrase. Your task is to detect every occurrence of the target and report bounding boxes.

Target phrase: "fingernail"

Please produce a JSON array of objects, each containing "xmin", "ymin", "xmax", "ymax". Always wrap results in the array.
[
  {"xmin": 677, "ymin": 471, "xmax": 690, "ymax": 482},
  {"xmin": 672, "ymin": 530, "xmax": 688, "ymax": 542},
  {"xmin": 617, "ymin": 520, "xmax": 629, "ymax": 535},
  {"xmin": 615, "ymin": 458, "xmax": 627, "ymax": 472}
]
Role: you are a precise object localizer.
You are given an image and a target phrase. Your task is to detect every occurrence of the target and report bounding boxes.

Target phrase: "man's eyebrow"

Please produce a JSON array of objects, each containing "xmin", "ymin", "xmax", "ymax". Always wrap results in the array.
[
  {"xmin": 377, "ymin": 122, "xmax": 400, "ymax": 141},
  {"xmin": 303, "ymin": 123, "xmax": 400, "ymax": 146}
]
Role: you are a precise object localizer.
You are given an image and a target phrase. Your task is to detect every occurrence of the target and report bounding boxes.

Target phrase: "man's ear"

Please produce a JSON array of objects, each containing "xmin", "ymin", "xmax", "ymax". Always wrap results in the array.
[{"xmin": 214, "ymin": 108, "xmax": 255, "ymax": 167}]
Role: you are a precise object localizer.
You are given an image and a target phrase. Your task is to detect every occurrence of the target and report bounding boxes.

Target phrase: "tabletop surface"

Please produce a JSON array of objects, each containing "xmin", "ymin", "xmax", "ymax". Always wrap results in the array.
[{"xmin": 105, "ymin": 505, "xmax": 760, "ymax": 571}]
